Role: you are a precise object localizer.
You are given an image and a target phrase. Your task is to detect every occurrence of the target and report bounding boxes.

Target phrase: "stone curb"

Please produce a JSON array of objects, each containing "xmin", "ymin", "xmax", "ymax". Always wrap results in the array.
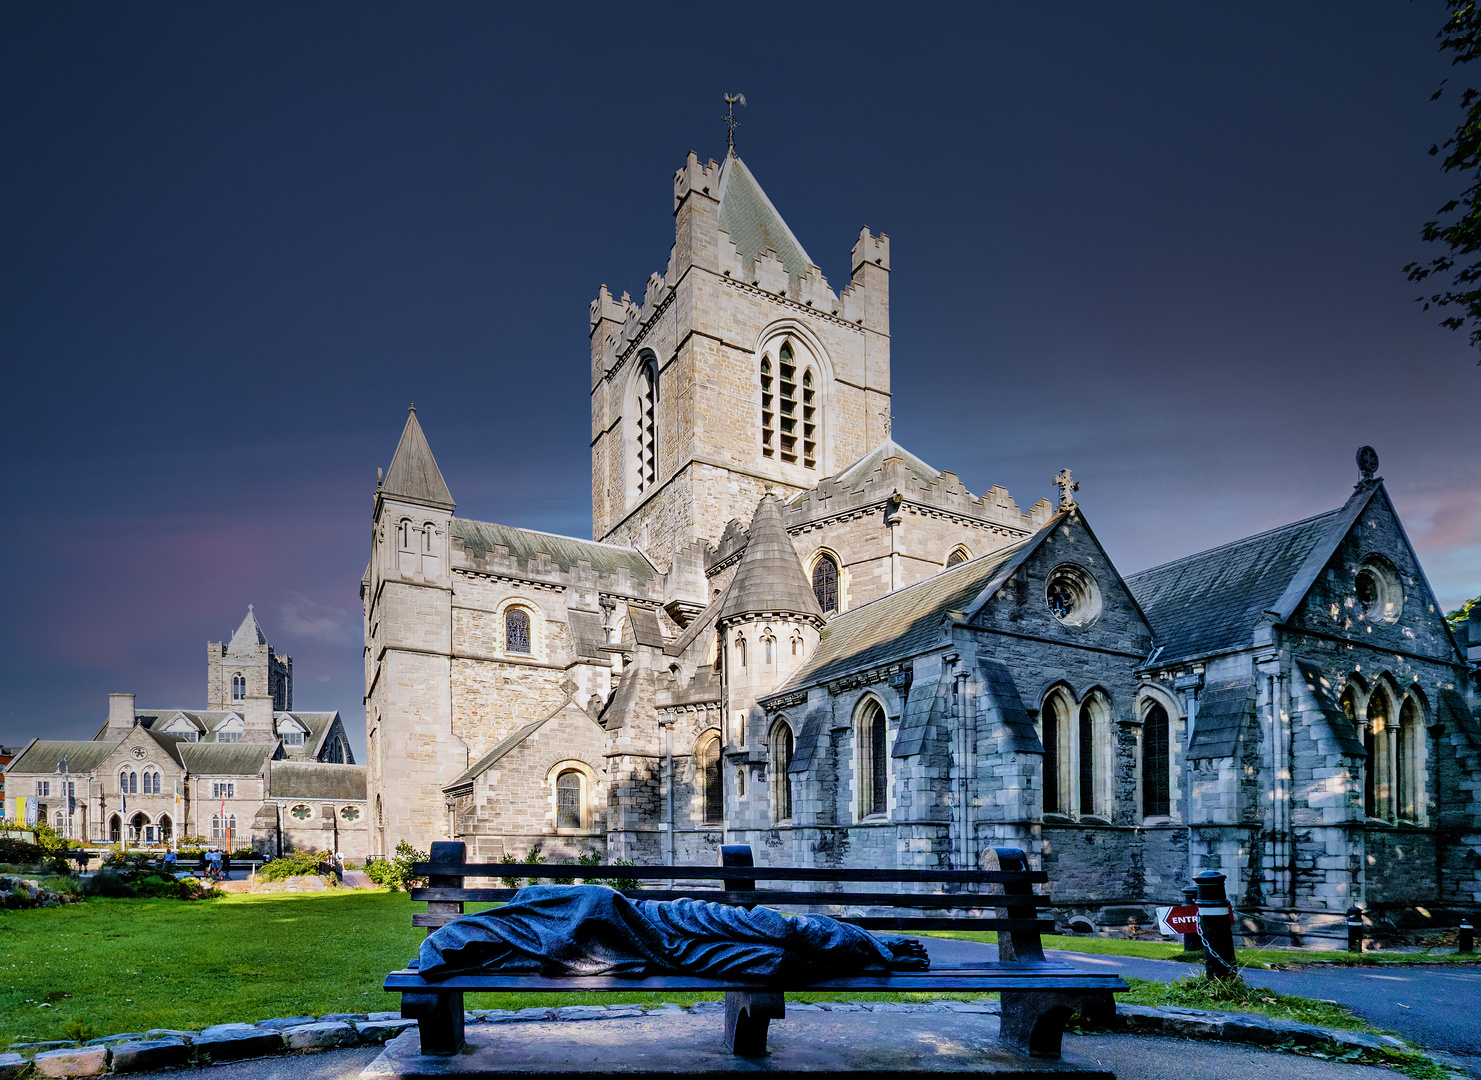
[{"xmin": 0, "ymin": 999, "xmax": 1430, "ymax": 1078}]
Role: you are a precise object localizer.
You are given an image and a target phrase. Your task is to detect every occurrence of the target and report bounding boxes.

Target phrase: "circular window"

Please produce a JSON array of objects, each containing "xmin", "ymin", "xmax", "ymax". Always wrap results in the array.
[
  {"xmin": 1045, "ymin": 564, "xmax": 1102, "ymax": 627},
  {"xmin": 290, "ymin": 803, "xmax": 313, "ymax": 821},
  {"xmin": 1355, "ymin": 557, "xmax": 1403, "ymax": 624},
  {"xmin": 339, "ymin": 806, "xmax": 360, "ymax": 822}
]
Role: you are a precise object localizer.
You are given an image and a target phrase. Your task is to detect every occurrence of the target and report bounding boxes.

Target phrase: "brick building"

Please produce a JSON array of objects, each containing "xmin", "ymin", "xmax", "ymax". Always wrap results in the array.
[{"xmin": 364, "ymin": 147, "xmax": 1480, "ymax": 939}]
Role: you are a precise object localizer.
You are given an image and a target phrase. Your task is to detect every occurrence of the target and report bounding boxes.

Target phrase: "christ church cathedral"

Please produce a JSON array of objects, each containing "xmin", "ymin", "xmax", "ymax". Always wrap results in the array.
[{"xmin": 363, "ymin": 146, "xmax": 1480, "ymax": 942}]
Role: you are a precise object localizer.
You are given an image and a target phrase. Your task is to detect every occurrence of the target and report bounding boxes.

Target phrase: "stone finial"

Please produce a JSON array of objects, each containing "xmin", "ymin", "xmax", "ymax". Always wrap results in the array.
[
  {"xmin": 1357, "ymin": 445, "xmax": 1379, "ymax": 481},
  {"xmin": 1052, "ymin": 468, "xmax": 1079, "ymax": 510}
]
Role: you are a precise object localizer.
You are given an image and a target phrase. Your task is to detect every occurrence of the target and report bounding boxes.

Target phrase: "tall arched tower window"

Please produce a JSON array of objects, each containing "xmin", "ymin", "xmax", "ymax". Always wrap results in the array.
[
  {"xmin": 857, "ymin": 698, "xmax": 888, "ymax": 818},
  {"xmin": 635, "ymin": 358, "xmax": 658, "ymax": 494},
  {"xmin": 698, "ymin": 734, "xmax": 723, "ymax": 825},
  {"xmin": 1142, "ymin": 703, "xmax": 1170, "ymax": 818},
  {"xmin": 771, "ymin": 720, "xmax": 794, "ymax": 822},
  {"xmin": 812, "ymin": 554, "xmax": 838, "ymax": 614},
  {"xmin": 760, "ymin": 342, "xmax": 818, "ymax": 469}
]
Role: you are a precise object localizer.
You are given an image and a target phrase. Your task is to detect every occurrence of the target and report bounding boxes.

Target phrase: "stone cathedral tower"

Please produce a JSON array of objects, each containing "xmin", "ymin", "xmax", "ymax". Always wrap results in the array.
[{"xmin": 589, "ymin": 150, "xmax": 893, "ymax": 568}]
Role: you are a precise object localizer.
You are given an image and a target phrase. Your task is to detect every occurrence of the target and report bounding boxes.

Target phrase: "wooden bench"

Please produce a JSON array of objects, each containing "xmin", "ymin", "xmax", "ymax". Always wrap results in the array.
[{"xmin": 384, "ymin": 842, "xmax": 1126, "ymax": 1060}]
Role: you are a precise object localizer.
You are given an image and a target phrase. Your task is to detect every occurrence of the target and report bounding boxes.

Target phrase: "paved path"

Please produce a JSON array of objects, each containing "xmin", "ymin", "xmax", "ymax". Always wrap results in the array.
[
  {"xmin": 928, "ymin": 939, "xmax": 1481, "ymax": 1077},
  {"xmin": 112, "ymin": 1032, "xmax": 1407, "ymax": 1080}
]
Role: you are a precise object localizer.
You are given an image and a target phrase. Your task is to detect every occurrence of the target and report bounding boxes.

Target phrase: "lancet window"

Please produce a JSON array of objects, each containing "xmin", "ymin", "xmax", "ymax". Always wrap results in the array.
[
  {"xmin": 698, "ymin": 734, "xmax": 723, "ymax": 825},
  {"xmin": 635, "ymin": 358, "xmax": 657, "ymax": 495},
  {"xmin": 812, "ymin": 554, "xmax": 838, "ymax": 614},
  {"xmin": 1142, "ymin": 703, "xmax": 1170, "ymax": 818},
  {"xmin": 857, "ymin": 698, "xmax": 889, "ymax": 818},
  {"xmin": 760, "ymin": 343, "xmax": 817, "ymax": 469},
  {"xmin": 556, "ymin": 770, "xmax": 583, "ymax": 830}
]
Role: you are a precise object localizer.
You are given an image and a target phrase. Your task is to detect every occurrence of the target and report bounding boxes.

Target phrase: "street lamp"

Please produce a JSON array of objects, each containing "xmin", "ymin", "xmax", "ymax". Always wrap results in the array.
[{"xmin": 54, "ymin": 756, "xmax": 72, "ymax": 841}]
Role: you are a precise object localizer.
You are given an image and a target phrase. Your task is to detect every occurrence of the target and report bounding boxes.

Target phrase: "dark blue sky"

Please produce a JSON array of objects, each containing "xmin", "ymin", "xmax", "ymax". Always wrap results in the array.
[{"xmin": 3, "ymin": 3, "xmax": 1477, "ymax": 755}]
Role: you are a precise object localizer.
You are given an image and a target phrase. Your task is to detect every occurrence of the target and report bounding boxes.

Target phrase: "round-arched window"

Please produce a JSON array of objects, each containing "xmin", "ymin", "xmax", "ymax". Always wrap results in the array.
[
  {"xmin": 505, "ymin": 608, "xmax": 532, "ymax": 654},
  {"xmin": 556, "ymin": 770, "xmax": 583, "ymax": 830}
]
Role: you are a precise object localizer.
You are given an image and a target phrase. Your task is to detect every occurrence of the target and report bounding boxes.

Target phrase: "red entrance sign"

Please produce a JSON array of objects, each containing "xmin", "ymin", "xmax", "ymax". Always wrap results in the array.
[{"xmin": 1155, "ymin": 904, "xmax": 1232, "ymax": 936}]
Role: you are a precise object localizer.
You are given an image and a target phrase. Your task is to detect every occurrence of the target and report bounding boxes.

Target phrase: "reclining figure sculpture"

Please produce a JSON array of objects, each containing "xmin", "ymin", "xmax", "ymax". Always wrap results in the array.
[{"xmin": 418, "ymin": 884, "xmax": 930, "ymax": 981}]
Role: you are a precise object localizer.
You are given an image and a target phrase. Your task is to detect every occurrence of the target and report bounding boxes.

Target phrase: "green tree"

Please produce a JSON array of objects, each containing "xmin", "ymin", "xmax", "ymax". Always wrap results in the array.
[
  {"xmin": 1407, "ymin": 1, "xmax": 1481, "ymax": 356},
  {"xmin": 1445, "ymin": 594, "xmax": 1480, "ymax": 629}
]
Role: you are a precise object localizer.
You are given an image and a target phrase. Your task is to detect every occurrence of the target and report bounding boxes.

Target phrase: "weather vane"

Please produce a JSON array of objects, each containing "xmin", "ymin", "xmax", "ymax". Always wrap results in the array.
[{"xmin": 723, "ymin": 93, "xmax": 746, "ymax": 150}]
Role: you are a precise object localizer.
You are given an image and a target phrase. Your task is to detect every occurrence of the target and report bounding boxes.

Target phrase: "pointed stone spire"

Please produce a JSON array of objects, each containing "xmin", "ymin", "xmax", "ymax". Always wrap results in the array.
[
  {"xmin": 717, "ymin": 153, "xmax": 816, "ymax": 284},
  {"xmin": 382, "ymin": 405, "xmax": 455, "ymax": 511},
  {"xmin": 229, "ymin": 605, "xmax": 267, "ymax": 650},
  {"xmin": 717, "ymin": 494, "xmax": 824, "ymax": 624}
]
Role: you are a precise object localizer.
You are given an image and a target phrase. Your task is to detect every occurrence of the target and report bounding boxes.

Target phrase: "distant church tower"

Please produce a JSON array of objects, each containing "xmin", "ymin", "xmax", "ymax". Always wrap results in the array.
[
  {"xmin": 589, "ymin": 150, "xmax": 892, "ymax": 567},
  {"xmin": 207, "ymin": 606, "xmax": 291, "ymax": 711}
]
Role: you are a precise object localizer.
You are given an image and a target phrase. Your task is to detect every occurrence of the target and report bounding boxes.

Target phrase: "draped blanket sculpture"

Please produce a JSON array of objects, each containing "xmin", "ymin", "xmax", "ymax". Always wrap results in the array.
[{"xmin": 418, "ymin": 884, "xmax": 930, "ymax": 981}]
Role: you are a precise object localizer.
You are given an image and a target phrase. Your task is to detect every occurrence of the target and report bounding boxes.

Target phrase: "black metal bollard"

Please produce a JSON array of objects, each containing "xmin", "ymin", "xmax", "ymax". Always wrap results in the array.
[
  {"xmin": 1182, "ymin": 884, "xmax": 1201, "ymax": 953},
  {"xmin": 1460, "ymin": 919, "xmax": 1475, "ymax": 955},
  {"xmin": 1193, "ymin": 871, "xmax": 1238, "ymax": 980},
  {"xmin": 1347, "ymin": 906, "xmax": 1364, "ymax": 954}
]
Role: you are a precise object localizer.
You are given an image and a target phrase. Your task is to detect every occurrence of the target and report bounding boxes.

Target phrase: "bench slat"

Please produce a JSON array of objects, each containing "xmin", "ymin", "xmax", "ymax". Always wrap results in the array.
[
  {"xmin": 411, "ymin": 863, "xmax": 1047, "ymax": 885},
  {"xmin": 411, "ymin": 912, "xmax": 1055, "ymax": 932},
  {"xmin": 410, "ymin": 887, "xmax": 1051, "ymax": 907},
  {"xmin": 383, "ymin": 969, "xmax": 1126, "ymax": 994}
]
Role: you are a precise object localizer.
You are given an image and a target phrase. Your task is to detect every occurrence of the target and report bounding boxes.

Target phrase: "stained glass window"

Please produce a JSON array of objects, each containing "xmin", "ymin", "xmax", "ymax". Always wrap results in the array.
[
  {"xmin": 506, "ymin": 608, "xmax": 531, "ymax": 654},
  {"xmin": 812, "ymin": 555, "xmax": 838, "ymax": 614},
  {"xmin": 556, "ymin": 771, "xmax": 582, "ymax": 829}
]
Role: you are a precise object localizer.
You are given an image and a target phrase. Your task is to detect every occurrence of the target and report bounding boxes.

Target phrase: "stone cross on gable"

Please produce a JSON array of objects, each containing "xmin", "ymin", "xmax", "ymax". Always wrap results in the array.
[{"xmin": 1053, "ymin": 468, "xmax": 1079, "ymax": 509}]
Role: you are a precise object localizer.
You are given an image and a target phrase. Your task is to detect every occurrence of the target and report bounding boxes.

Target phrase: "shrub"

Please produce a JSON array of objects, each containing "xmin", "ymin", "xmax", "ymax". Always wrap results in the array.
[
  {"xmin": 366, "ymin": 841, "xmax": 427, "ymax": 891},
  {"xmin": 256, "ymin": 851, "xmax": 328, "ymax": 882},
  {"xmin": 82, "ymin": 866, "xmax": 219, "ymax": 900},
  {"xmin": 84, "ymin": 868, "xmax": 136, "ymax": 898},
  {"xmin": 0, "ymin": 837, "xmax": 45, "ymax": 865},
  {"xmin": 231, "ymin": 848, "xmax": 255, "ymax": 860}
]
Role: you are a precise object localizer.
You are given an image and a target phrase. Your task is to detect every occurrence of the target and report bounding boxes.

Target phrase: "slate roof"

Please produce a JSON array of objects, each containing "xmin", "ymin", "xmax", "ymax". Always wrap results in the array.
[
  {"xmin": 267, "ymin": 761, "xmax": 366, "ymax": 801},
  {"xmin": 978, "ymin": 657, "xmax": 1046, "ymax": 754},
  {"xmin": 1186, "ymin": 681, "xmax": 1255, "ymax": 758},
  {"xmin": 627, "ymin": 607, "xmax": 667, "ymax": 648},
  {"xmin": 445, "ymin": 697, "xmax": 591, "ymax": 793},
  {"xmin": 716, "ymin": 495, "xmax": 824, "ymax": 624},
  {"xmin": 179, "ymin": 743, "xmax": 272, "ymax": 776},
  {"xmin": 451, "ymin": 519, "xmax": 656, "ymax": 585},
  {"xmin": 716, "ymin": 152, "xmax": 815, "ymax": 284},
  {"xmin": 7, "ymin": 740, "xmax": 117, "ymax": 774},
  {"xmin": 381, "ymin": 406, "xmax": 455, "ymax": 511},
  {"xmin": 1126, "ymin": 487, "xmax": 1374, "ymax": 668},
  {"xmin": 828, "ymin": 439, "xmax": 941, "ymax": 491},
  {"xmin": 769, "ymin": 531, "xmax": 1040, "ymax": 695},
  {"xmin": 568, "ymin": 610, "xmax": 608, "ymax": 660}
]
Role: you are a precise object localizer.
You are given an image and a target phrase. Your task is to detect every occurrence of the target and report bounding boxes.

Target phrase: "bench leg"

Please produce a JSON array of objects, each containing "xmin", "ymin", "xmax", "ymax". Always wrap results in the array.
[
  {"xmin": 998, "ymin": 990, "xmax": 1112, "ymax": 1058},
  {"xmin": 724, "ymin": 991, "xmax": 785, "ymax": 1056},
  {"xmin": 402, "ymin": 990, "xmax": 465, "ymax": 1056}
]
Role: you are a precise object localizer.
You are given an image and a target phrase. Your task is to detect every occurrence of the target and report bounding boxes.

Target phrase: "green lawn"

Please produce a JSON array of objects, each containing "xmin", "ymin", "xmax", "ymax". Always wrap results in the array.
[{"xmin": 0, "ymin": 893, "xmax": 1450, "ymax": 1051}]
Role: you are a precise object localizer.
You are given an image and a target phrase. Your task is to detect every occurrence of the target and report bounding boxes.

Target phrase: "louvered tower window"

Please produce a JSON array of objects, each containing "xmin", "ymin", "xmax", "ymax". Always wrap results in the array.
[
  {"xmin": 636, "ymin": 359, "xmax": 657, "ymax": 493},
  {"xmin": 802, "ymin": 369, "xmax": 816, "ymax": 468},
  {"xmin": 760, "ymin": 358, "xmax": 774, "ymax": 457},
  {"xmin": 778, "ymin": 345, "xmax": 798, "ymax": 463}
]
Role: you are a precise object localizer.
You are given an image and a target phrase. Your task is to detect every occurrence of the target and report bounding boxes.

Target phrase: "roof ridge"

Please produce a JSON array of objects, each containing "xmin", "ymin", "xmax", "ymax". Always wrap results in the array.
[
  {"xmin": 826, "ymin": 533, "xmax": 1034, "ymax": 624},
  {"xmin": 1126, "ymin": 505, "xmax": 1345, "ymax": 581},
  {"xmin": 454, "ymin": 518, "xmax": 647, "ymax": 555}
]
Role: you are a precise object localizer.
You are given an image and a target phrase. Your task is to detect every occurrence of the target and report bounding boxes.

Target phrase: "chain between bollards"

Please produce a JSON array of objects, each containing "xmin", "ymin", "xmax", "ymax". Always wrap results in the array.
[{"xmin": 1193, "ymin": 870, "xmax": 1237, "ymax": 980}]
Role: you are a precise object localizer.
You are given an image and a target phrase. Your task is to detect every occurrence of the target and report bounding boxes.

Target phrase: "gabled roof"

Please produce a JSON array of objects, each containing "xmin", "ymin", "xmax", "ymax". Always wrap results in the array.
[
  {"xmin": 716, "ymin": 494, "xmax": 823, "ymax": 624},
  {"xmin": 444, "ymin": 696, "xmax": 591, "ymax": 793},
  {"xmin": 451, "ymin": 519, "xmax": 656, "ymax": 585},
  {"xmin": 828, "ymin": 439, "xmax": 941, "ymax": 491},
  {"xmin": 381, "ymin": 406, "xmax": 455, "ymax": 511},
  {"xmin": 768, "ymin": 527, "xmax": 1043, "ymax": 695},
  {"xmin": 7, "ymin": 740, "xmax": 117, "ymax": 774},
  {"xmin": 1126, "ymin": 484, "xmax": 1378, "ymax": 668},
  {"xmin": 717, "ymin": 152, "xmax": 815, "ymax": 285},
  {"xmin": 228, "ymin": 607, "xmax": 267, "ymax": 650},
  {"xmin": 267, "ymin": 761, "xmax": 366, "ymax": 801}
]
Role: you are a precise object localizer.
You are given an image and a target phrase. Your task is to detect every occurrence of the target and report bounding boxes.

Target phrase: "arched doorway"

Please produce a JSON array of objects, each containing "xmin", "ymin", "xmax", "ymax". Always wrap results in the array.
[
  {"xmin": 157, "ymin": 815, "xmax": 174, "ymax": 845},
  {"xmin": 109, "ymin": 814, "xmax": 122, "ymax": 843},
  {"xmin": 130, "ymin": 812, "xmax": 149, "ymax": 844}
]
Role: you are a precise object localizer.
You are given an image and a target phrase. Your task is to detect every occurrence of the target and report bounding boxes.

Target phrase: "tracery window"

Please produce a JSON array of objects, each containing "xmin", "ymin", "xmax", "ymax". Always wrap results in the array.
[
  {"xmin": 771, "ymin": 720, "xmax": 794, "ymax": 822},
  {"xmin": 812, "ymin": 554, "xmax": 838, "ymax": 614},
  {"xmin": 635, "ymin": 358, "xmax": 658, "ymax": 494},
  {"xmin": 505, "ymin": 608, "xmax": 532, "ymax": 655},
  {"xmin": 857, "ymin": 698, "xmax": 888, "ymax": 818},
  {"xmin": 556, "ymin": 770, "xmax": 583, "ymax": 830},
  {"xmin": 760, "ymin": 343, "xmax": 816, "ymax": 468},
  {"xmin": 340, "ymin": 805, "xmax": 361, "ymax": 822},
  {"xmin": 1142, "ymin": 704, "xmax": 1170, "ymax": 818},
  {"xmin": 290, "ymin": 803, "xmax": 313, "ymax": 820},
  {"xmin": 946, "ymin": 547, "xmax": 971, "ymax": 567},
  {"xmin": 231, "ymin": 673, "xmax": 246, "ymax": 700},
  {"xmin": 698, "ymin": 734, "xmax": 723, "ymax": 825}
]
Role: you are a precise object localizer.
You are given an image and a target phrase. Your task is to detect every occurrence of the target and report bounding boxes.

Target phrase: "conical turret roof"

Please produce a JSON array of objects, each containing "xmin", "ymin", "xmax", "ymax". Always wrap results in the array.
[
  {"xmin": 229, "ymin": 606, "xmax": 266, "ymax": 650},
  {"xmin": 717, "ymin": 494, "xmax": 824, "ymax": 624},
  {"xmin": 382, "ymin": 406, "xmax": 455, "ymax": 511}
]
